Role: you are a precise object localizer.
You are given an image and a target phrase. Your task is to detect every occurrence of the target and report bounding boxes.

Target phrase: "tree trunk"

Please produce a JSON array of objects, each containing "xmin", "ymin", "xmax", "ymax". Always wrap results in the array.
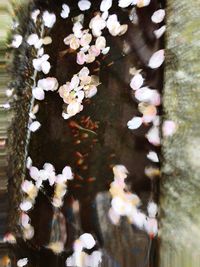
[{"xmin": 160, "ymin": 0, "xmax": 200, "ymax": 266}]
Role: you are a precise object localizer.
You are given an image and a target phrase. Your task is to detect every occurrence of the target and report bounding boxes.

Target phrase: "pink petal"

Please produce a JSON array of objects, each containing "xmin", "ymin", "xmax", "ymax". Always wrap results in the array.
[{"xmin": 148, "ymin": 49, "xmax": 165, "ymax": 69}]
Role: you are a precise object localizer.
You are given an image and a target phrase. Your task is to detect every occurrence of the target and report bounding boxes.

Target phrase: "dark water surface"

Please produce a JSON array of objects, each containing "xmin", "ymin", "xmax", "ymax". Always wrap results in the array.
[{"xmin": 12, "ymin": 0, "xmax": 164, "ymax": 266}]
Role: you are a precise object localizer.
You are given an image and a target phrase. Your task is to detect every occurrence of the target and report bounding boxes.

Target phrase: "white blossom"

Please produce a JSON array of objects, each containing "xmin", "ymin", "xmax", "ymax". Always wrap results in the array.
[
  {"xmin": 11, "ymin": 34, "xmax": 23, "ymax": 48},
  {"xmin": 43, "ymin": 11, "xmax": 56, "ymax": 28},
  {"xmin": 147, "ymin": 202, "xmax": 158, "ymax": 218},
  {"xmin": 32, "ymin": 87, "xmax": 45, "ymax": 100},
  {"xmin": 61, "ymin": 4, "xmax": 70, "ymax": 18},
  {"xmin": 100, "ymin": 0, "xmax": 113, "ymax": 12},
  {"xmin": 33, "ymin": 54, "xmax": 51, "ymax": 74},
  {"xmin": 154, "ymin": 25, "xmax": 166, "ymax": 39},
  {"xmin": 17, "ymin": 258, "xmax": 28, "ymax": 267},
  {"xmin": 29, "ymin": 121, "xmax": 41, "ymax": 132},
  {"xmin": 148, "ymin": 49, "xmax": 165, "ymax": 69},
  {"xmin": 147, "ymin": 151, "xmax": 159, "ymax": 162},
  {"xmin": 127, "ymin": 116, "xmax": 143, "ymax": 130},
  {"xmin": 118, "ymin": 0, "xmax": 133, "ymax": 8},
  {"xmin": 130, "ymin": 73, "xmax": 144, "ymax": 90},
  {"xmin": 20, "ymin": 201, "xmax": 32, "ymax": 212},
  {"xmin": 78, "ymin": 0, "xmax": 91, "ymax": 11},
  {"xmin": 151, "ymin": 9, "xmax": 165, "ymax": 23},
  {"xmin": 79, "ymin": 233, "xmax": 96, "ymax": 249}
]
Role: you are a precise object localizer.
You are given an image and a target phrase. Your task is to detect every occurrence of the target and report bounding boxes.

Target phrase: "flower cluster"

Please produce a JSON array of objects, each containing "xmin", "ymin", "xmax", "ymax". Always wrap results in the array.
[
  {"xmin": 109, "ymin": 165, "xmax": 158, "ymax": 238},
  {"xmin": 59, "ymin": 67, "xmax": 100, "ymax": 119},
  {"xmin": 66, "ymin": 233, "xmax": 102, "ymax": 267},
  {"xmin": 19, "ymin": 158, "xmax": 73, "ymax": 240},
  {"xmin": 64, "ymin": 19, "xmax": 110, "ymax": 65}
]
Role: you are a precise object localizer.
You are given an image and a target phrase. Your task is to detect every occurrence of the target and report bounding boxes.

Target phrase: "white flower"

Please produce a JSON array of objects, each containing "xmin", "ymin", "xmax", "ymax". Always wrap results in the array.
[
  {"xmin": 29, "ymin": 166, "xmax": 40, "ymax": 180},
  {"xmin": 29, "ymin": 121, "xmax": 41, "ymax": 132},
  {"xmin": 89, "ymin": 14, "xmax": 106, "ymax": 37},
  {"xmin": 67, "ymin": 101, "xmax": 83, "ymax": 117},
  {"xmin": 62, "ymin": 166, "xmax": 73, "ymax": 180},
  {"xmin": 148, "ymin": 49, "xmax": 165, "ymax": 69},
  {"xmin": 27, "ymin": 34, "xmax": 42, "ymax": 49},
  {"xmin": 118, "ymin": 0, "xmax": 133, "ymax": 8},
  {"xmin": 127, "ymin": 116, "xmax": 143, "ymax": 130},
  {"xmin": 130, "ymin": 209, "xmax": 146, "ymax": 229},
  {"xmin": 26, "ymin": 157, "xmax": 32, "ymax": 169},
  {"xmin": 95, "ymin": 36, "xmax": 106, "ymax": 50},
  {"xmin": 147, "ymin": 202, "xmax": 158, "ymax": 218},
  {"xmin": 31, "ymin": 9, "xmax": 40, "ymax": 23},
  {"xmin": 61, "ymin": 4, "xmax": 70, "ymax": 19},
  {"xmin": 147, "ymin": 151, "xmax": 159, "ymax": 162},
  {"xmin": 154, "ymin": 25, "xmax": 166, "ymax": 39},
  {"xmin": 100, "ymin": 0, "xmax": 112, "ymax": 12},
  {"xmin": 17, "ymin": 258, "xmax": 28, "ymax": 267},
  {"xmin": 146, "ymin": 126, "xmax": 160, "ymax": 146},
  {"xmin": 151, "ymin": 9, "xmax": 165, "ymax": 23},
  {"xmin": 32, "ymin": 87, "xmax": 45, "ymax": 100},
  {"xmin": 20, "ymin": 201, "xmax": 32, "ymax": 212},
  {"xmin": 130, "ymin": 73, "xmax": 144, "ymax": 90},
  {"xmin": 38, "ymin": 77, "xmax": 58, "ymax": 91},
  {"xmin": 21, "ymin": 213, "xmax": 30, "ymax": 228},
  {"xmin": 73, "ymin": 22, "xmax": 83, "ymax": 38},
  {"xmin": 135, "ymin": 87, "xmax": 160, "ymax": 106},
  {"xmin": 23, "ymin": 225, "xmax": 34, "ymax": 240},
  {"xmin": 11, "ymin": 34, "xmax": 23, "ymax": 48},
  {"xmin": 33, "ymin": 54, "xmax": 51, "ymax": 74},
  {"xmin": 113, "ymin": 165, "xmax": 128, "ymax": 179},
  {"xmin": 43, "ymin": 11, "xmax": 56, "ymax": 28},
  {"xmin": 78, "ymin": 0, "xmax": 91, "ymax": 11},
  {"xmin": 106, "ymin": 15, "xmax": 128, "ymax": 36},
  {"xmin": 79, "ymin": 233, "xmax": 96, "ymax": 249}
]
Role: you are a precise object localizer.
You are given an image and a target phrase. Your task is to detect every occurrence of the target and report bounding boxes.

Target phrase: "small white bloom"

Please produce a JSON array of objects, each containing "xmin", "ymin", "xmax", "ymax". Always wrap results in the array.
[
  {"xmin": 127, "ymin": 116, "xmax": 143, "ymax": 130},
  {"xmin": 147, "ymin": 151, "xmax": 159, "ymax": 162},
  {"xmin": 102, "ymin": 46, "xmax": 110, "ymax": 54},
  {"xmin": 26, "ymin": 157, "xmax": 32, "ymax": 169},
  {"xmin": 43, "ymin": 11, "xmax": 56, "ymax": 28},
  {"xmin": 147, "ymin": 202, "xmax": 158, "ymax": 218},
  {"xmin": 67, "ymin": 101, "xmax": 83, "ymax": 116},
  {"xmin": 79, "ymin": 233, "xmax": 96, "ymax": 249},
  {"xmin": 78, "ymin": 0, "xmax": 91, "ymax": 11},
  {"xmin": 154, "ymin": 25, "xmax": 166, "ymax": 39},
  {"xmin": 31, "ymin": 9, "xmax": 40, "ymax": 23},
  {"xmin": 146, "ymin": 126, "xmax": 160, "ymax": 146},
  {"xmin": 113, "ymin": 165, "xmax": 128, "ymax": 179},
  {"xmin": 38, "ymin": 77, "xmax": 58, "ymax": 91},
  {"xmin": 151, "ymin": 9, "xmax": 165, "ymax": 23},
  {"xmin": 29, "ymin": 166, "xmax": 40, "ymax": 180},
  {"xmin": 118, "ymin": 0, "xmax": 133, "ymax": 8},
  {"xmin": 130, "ymin": 73, "xmax": 144, "ymax": 90},
  {"xmin": 100, "ymin": 0, "xmax": 112, "ymax": 12},
  {"xmin": 17, "ymin": 258, "xmax": 28, "ymax": 267},
  {"xmin": 27, "ymin": 34, "xmax": 42, "ymax": 49},
  {"xmin": 89, "ymin": 14, "xmax": 106, "ymax": 37},
  {"xmin": 11, "ymin": 34, "xmax": 23, "ymax": 48},
  {"xmin": 33, "ymin": 54, "xmax": 51, "ymax": 74},
  {"xmin": 32, "ymin": 87, "xmax": 45, "ymax": 100},
  {"xmin": 95, "ymin": 36, "xmax": 106, "ymax": 50},
  {"xmin": 29, "ymin": 121, "xmax": 41, "ymax": 132},
  {"xmin": 62, "ymin": 166, "xmax": 73, "ymax": 180},
  {"xmin": 20, "ymin": 201, "xmax": 32, "ymax": 212},
  {"xmin": 61, "ymin": 4, "xmax": 70, "ymax": 18},
  {"xmin": 148, "ymin": 49, "xmax": 165, "ymax": 69}
]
